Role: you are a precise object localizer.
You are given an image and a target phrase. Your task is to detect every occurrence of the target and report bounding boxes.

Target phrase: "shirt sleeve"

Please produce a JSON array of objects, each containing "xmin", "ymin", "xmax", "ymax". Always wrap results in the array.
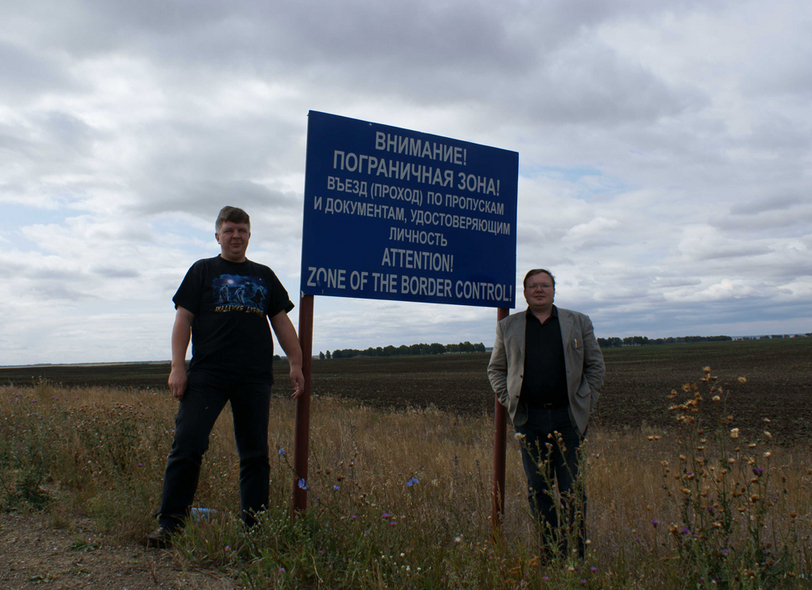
[
  {"xmin": 266, "ymin": 269, "xmax": 295, "ymax": 317},
  {"xmin": 172, "ymin": 261, "xmax": 205, "ymax": 315}
]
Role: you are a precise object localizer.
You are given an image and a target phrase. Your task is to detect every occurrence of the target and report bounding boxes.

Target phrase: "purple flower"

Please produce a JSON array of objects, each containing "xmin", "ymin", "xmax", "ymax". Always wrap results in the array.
[
  {"xmin": 298, "ymin": 478, "xmax": 307, "ymax": 490},
  {"xmin": 333, "ymin": 485, "xmax": 340, "ymax": 491},
  {"xmin": 682, "ymin": 527, "xmax": 691, "ymax": 535},
  {"xmin": 278, "ymin": 448, "xmax": 286, "ymax": 456},
  {"xmin": 278, "ymin": 567, "xmax": 285, "ymax": 573},
  {"xmin": 382, "ymin": 512, "xmax": 390, "ymax": 518},
  {"xmin": 752, "ymin": 467, "xmax": 764, "ymax": 475},
  {"xmin": 406, "ymin": 476, "xmax": 419, "ymax": 487},
  {"xmin": 651, "ymin": 520, "xmax": 659, "ymax": 528},
  {"xmin": 590, "ymin": 566, "xmax": 598, "ymax": 573}
]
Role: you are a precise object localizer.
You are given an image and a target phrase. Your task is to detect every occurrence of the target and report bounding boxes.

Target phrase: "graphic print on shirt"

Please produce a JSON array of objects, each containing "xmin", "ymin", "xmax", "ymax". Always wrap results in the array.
[{"xmin": 213, "ymin": 274, "xmax": 267, "ymax": 315}]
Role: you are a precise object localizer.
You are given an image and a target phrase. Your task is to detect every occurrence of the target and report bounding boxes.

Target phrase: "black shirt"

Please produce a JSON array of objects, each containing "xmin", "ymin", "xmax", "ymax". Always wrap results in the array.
[
  {"xmin": 173, "ymin": 256, "xmax": 294, "ymax": 383},
  {"xmin": 519, "ymin": 306, "xmax": 569, "ymax": 408}
]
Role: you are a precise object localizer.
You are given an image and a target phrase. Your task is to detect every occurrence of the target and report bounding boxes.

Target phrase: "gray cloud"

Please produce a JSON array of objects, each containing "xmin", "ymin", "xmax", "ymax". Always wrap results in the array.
[{"xmin": 1, "ymin": 0, "xmax": 810, "ymax": 364}]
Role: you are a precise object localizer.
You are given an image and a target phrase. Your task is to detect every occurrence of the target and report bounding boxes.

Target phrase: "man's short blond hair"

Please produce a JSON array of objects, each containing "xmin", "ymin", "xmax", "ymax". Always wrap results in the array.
[{"xmin": 216, "ymin": 206, "xmax": 250, "ymax": 232}]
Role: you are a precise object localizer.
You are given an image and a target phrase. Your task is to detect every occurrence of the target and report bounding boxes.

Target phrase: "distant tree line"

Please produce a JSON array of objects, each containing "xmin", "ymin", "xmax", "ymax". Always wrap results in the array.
[
  {"xmin": 597, "ymin": 335, "xmax": 733, "ymax": 348},
  {"xmin": 319, "ymin": 341, "xmax": 486, "ymax": 360}
]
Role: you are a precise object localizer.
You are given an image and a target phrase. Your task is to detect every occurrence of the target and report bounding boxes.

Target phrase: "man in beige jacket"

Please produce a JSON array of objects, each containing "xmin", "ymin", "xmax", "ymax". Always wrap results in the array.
[{"xmin": 488, "ymin": 268, "xmax": 604, "ymax": 559}]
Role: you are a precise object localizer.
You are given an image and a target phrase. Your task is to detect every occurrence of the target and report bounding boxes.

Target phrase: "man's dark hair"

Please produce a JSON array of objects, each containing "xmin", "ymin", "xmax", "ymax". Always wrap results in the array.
[
  {"xmin": 216, "ymin": 206, "xmax": 251, "ymax": 232},
  {"xmin": 523, "ymin": 268, "xmax": 555, "ymax": 289}
]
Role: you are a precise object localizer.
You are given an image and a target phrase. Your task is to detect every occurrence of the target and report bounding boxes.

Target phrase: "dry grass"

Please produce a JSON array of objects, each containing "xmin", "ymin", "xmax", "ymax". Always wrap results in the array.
[{"xmin": 2, "ymin": 378, "xmax": 811, "ymax": 588}]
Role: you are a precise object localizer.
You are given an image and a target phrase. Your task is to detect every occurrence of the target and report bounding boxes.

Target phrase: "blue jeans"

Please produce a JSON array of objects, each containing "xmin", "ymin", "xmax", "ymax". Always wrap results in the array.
[
  {"xmin": 515, "ymin": 406, "xmax": 586, "ymax": 558},
  {"xmin": 158, "ymin": 371, "xmax": 271, "ymax": 529}
]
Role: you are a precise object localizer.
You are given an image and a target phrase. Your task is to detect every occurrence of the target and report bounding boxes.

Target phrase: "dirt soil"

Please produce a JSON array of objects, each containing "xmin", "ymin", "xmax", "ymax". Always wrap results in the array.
[{"xmin": 0, "ymin": 513, "xmax": 237, "ymax": 590}]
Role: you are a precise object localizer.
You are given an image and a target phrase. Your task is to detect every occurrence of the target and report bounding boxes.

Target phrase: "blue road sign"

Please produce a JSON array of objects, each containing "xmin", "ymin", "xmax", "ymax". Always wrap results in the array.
[{"xmin": 301, "ymin": 111, "xmax": 518, "ymax": 308}]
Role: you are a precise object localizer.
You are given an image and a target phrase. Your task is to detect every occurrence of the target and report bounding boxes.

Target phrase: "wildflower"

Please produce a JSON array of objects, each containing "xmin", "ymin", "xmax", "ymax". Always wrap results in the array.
[
  {"xmin": 651, "ymin": 520, "xmax": 659, "ymax": 528},
  {"xmin": 752, "ymin": 467, "xmax": 764, "ymax": 476},
  {"xmin": 712, "ymin": 395, "xmax": 721, "ymax": 402},
  {"xmin": 382, "ymin": 512, "xmax": 390, "ymax": 518},
  {"xmin": 738, "ymin": 377, "xmax": 747, "ymax": 384},
  {"xmin": 590, "ymin": 566, "xmax": 598, "ymax": 573},
  {"xmin": 278, "ymin": 567, "xmax": 285, "ymax": 573},
  {"xmin": 225, "ymin": 545, "xmax": 231, "ymax": 551},
  {"xmin": 333, "ymin": 485, "xmax": 340, "ymax": 491},
  {"xmin": 682, "ymin": 527, "xmax": 691, "ymax": 535},
  {"xmin": 298, "ymin": 478, "xmax": 307, "ymax": 490},
  {"xmin": 406, "ymin": 476, "xmax": 419, "ymax": 486},
  {"xmin": 454, "ymin": 536, "xmax": 462, "ymax": 543},
  {"xmin": 763, "ymin": 451, "xmax": 771, "ymax": 458},
  {"xmin": 390, "ymin": 521, "xmax": 397, "ymax": 526},
  {"xmin": 730, "ymin": 428, "xmax": 740, "ymax": 439},
  {"xmin": 278, "ymin": 448, "xmax": 285, "ymax": 456},
  {"xmin": 351, "ymin": 515, "xmax": 357, "ymax": 520}
]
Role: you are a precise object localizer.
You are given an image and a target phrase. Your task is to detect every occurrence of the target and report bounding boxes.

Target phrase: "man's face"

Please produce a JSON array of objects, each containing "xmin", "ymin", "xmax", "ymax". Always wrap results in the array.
[
  {"xmin": 216, "ymin": 221, "xmax": 250, "ymax": 262},
  {"xmin": 523, "ymin": 272, "xmax": 555, "ymax": 309}
]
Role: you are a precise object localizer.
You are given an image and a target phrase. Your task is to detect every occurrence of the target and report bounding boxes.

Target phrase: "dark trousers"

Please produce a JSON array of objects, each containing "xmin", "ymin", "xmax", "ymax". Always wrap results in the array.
[
  {"xmin": 515, "ymin": 405, "xmax": 586, "ymax": 558},
  {"xmin": 158, "ymin": 371, "xmax": 271, "ymax": 529}
]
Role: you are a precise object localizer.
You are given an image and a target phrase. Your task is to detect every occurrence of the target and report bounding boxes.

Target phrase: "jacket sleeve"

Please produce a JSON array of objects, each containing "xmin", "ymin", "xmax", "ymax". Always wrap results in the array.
[
  {"xmin": 581, "ymin": 314, "xmax": 605, "ymax": 403},
  {"xmin": 487, "ymin": 321, "xmax": 510, "ymax": 409}
]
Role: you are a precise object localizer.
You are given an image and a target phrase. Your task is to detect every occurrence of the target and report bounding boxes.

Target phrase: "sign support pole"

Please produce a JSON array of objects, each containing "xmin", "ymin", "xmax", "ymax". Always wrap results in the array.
[
  {"xmin": 292, "ymin": 293, "xmax": 314, "ymax": 516},
  {"xmin": 491, "ymin": 307, "xmax": 509, "ymax": 536}
]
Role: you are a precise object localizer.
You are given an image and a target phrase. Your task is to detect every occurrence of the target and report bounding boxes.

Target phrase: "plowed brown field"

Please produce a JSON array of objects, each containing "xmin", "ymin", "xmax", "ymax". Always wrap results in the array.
[{"xmin": 2, "ymin": 337, "xmax": 810, "ymax": 442}]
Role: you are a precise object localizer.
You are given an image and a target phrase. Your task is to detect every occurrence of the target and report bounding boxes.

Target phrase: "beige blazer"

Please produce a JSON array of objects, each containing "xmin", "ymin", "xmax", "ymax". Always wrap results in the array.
[{"xmin": 487, "ymin": 307, "xmax": 605, "ymax": 435}]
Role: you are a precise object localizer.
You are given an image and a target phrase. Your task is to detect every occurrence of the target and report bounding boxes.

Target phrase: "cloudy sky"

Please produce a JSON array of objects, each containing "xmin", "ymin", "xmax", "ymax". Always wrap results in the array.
[{"xmin": 2, "ymin": 0, "xmax": 810, "ymax": 366}]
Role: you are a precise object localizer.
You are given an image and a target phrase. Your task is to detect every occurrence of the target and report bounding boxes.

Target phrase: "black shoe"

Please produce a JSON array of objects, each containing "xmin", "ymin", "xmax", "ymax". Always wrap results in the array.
[{"xmin": 143, "ymin": 526, "xmax": 174, "ymax": 548}]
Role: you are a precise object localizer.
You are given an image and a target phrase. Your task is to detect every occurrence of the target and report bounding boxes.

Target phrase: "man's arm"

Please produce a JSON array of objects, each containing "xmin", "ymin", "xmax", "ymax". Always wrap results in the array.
[
  {"xmin": 168, "ymin": 306, "xmax": 194, "ymax": 400},
  {"xmin": 581, "ymin": 314, "xmax": 605, "ymax": 398},
  {"xmin": 487, "ymin": 322, "xmax": 510, "ymax": 409},
  {"xmin": 269, "ymin": 310, "xmax": 305, "ymax": 399}
]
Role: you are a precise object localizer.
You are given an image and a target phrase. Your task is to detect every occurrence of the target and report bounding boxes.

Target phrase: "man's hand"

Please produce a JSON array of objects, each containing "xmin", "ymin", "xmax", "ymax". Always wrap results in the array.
[
  {"xmin": 168, "ymin": 366, "xmax": 188, "ymax": 400},
  {"xmin": 290, "ymin": 366, "xmax": 305, "ymax": 399}
]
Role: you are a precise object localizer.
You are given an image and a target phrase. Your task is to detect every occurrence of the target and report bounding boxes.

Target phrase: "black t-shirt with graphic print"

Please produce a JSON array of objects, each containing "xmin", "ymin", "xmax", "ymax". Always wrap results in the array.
[{"xmin": 173, "ymin": 256, "xmax": 294, "ymax": 384}]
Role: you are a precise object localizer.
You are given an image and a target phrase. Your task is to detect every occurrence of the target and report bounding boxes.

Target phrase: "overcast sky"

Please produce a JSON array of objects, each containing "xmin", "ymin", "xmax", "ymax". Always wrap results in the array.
[{"xmin": 2, "ymin": 0, "xmax": 811, "ymax": 366}]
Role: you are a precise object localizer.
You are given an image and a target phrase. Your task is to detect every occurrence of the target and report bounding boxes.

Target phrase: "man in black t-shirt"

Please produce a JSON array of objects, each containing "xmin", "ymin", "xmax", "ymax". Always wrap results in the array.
[{"xmin": 145, "ymin": 206, "xmax": 304, "ymax": 548}]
